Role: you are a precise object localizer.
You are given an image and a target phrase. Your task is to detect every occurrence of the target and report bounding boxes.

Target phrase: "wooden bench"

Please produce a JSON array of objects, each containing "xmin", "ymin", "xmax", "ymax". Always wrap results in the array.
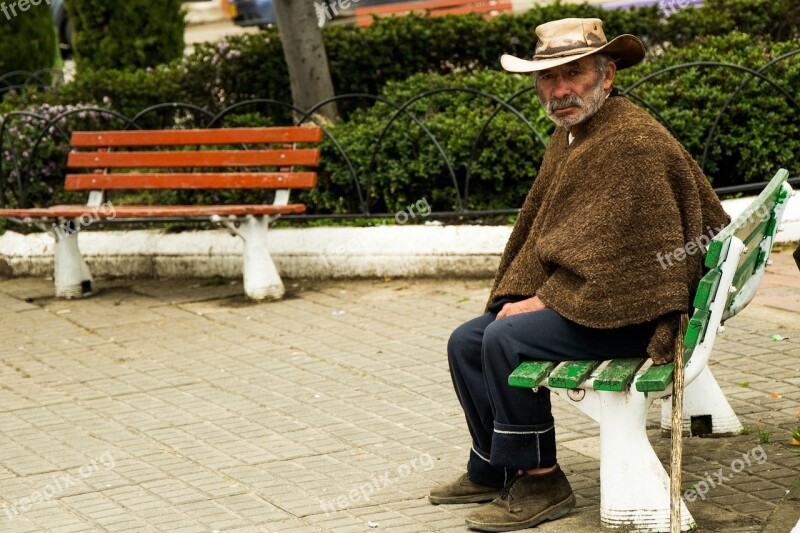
[
  {"xmin": 0, "ymin": 126, "xmax": 322, "ymax": 300},
  {"xmin": 508, "ymin": 169, "xmax": 794, "ymax": 531},
  {"xmin": 354, "ymin": 0, "xmax": 512, "ymax": 27}
]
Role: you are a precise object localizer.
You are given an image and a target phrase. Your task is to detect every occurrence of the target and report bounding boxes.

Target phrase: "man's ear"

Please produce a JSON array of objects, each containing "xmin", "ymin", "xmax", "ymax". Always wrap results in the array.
[{"xmin": 603, "ymin": 61, "xmax": 617, "ymax": 93}]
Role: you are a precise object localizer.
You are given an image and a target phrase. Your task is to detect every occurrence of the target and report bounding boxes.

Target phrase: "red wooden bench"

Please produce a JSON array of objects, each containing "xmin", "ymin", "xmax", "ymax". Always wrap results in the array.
[
  {"xmin": 0, "ymin": 126, "xmax": 322, "ymax": 300},
  {"xmin": 354, "ymin": 0, "xmax": 512, "ymax": 27}
]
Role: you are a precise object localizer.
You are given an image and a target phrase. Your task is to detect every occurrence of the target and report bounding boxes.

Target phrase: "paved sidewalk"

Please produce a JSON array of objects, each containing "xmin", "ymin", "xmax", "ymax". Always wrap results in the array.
[{"xmin": 0, "ymin": 249, "xmax": 798, "ymax": 532}]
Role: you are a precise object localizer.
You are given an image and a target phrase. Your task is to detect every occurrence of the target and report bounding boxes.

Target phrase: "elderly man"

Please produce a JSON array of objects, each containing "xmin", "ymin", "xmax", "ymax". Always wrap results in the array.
[{"xmin": 429, "ymin": 18, "xmax": 730, "ymax": 532}]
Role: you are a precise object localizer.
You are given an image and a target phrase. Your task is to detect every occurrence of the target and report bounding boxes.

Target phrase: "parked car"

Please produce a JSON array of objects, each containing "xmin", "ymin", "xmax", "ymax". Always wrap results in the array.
[
  {"xmin": 50, "ymin": 0, "xmax": 73, "ymax": 55},
  {"xmin": 226, "ymin": 0, "xmax": 277, "ymax": 27}
]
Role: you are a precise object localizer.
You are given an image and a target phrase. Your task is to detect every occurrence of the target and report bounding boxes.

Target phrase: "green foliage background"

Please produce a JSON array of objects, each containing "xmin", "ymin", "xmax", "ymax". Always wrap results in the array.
[
  {"xmin": 0, "ymin": 1, "xmax": 57, "ymax": 75},
  {"xmin": 65, "ymin": 0, "xmax": 185, "ymax": 72},
  {"xmin": 1, "ymin": 0, "xmax": 798, "ymax": 215}
]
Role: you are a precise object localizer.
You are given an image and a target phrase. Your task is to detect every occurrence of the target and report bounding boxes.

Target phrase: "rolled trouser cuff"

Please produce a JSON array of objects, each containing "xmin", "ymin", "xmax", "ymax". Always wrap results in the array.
[
  {"xmin": 467, "ymin": 445, "xmax": 506, "ymax": 489},
  {"xmin": 490, "ymin": 420, "xmax": 556, "ymax": 470}
]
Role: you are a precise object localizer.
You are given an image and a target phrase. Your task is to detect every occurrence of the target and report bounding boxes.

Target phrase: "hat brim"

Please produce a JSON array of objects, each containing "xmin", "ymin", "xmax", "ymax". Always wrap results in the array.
[{"xmin": 500, "ymin": 34, "xmax": 645, "ymax": 73}]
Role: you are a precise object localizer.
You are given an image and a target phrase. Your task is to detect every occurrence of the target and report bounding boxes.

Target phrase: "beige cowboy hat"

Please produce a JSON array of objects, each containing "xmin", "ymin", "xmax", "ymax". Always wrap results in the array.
[{"xmin": 501, "ymin": 18, "xmax": 645, "ymax": 73}]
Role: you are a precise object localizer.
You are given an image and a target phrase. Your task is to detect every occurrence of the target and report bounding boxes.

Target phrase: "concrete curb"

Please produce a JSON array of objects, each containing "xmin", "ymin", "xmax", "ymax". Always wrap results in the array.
[{"xmin": 1, "ymin": 195, "xmax": 798, "ymax": 280}]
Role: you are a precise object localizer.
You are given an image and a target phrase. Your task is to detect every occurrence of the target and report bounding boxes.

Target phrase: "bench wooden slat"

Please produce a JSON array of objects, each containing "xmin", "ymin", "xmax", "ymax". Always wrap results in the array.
[
  {"xmin": 355, "ymin": 0, "xmax": 510, "ymax": 25},
  {"xmin": 693, "ymin": 268, "xmax": 721, "ymax": 310},
  {"xmin": 635, "ymin": 361, "xmax": 674, "ymax": 392},
  {"xmin": 593, "ymin": 358, "xmax": 646, "ymax": 392},
  {"xmin": 67, "ymin": 149, "xmax": 320, "ymax": 169},
  {"xmin": 635, "ymin": 345, "xmax": 695, "ymax": 393},
  {"xmin": 0, "ymin": 204, "xmax": 306, "ymax": 218},
  {"xmin": 355, "ymin": 0, "xmax": 501, "ymax": 15},
  {"xmin": 70, "ymin": 127, "xmax": 323, "ymax": 147},
  {"xmin": 548, "ymin": 360, "xmax": 601, "ymax": 389},
  {"xmin": 684, "ymin": 309, "xmax": 710, "ymax": 349},
  {"xmin": 65, "ymin": 172, "xmax": 317, "ymax": 191},
  {"xmin": 705, "ymin": 169, "xmax": 788, "ymax": 268},
  {"xmin": 728, "ymin": 246, "xmax": 762, "ymax": 295},
  {"xmin": 508, "ymin": 361, "xmax": 555, "ymax": 388},
  {"xmin": 430, "ymin": 3, "xmax": 510, "ymax": 15}
]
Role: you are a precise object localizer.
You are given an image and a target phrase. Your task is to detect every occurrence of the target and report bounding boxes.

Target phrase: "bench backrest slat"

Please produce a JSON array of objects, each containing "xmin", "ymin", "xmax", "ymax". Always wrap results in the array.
[
  {"xmin": 356, "ymin": 0, "xmax": 499, "ymax": 15},
  {"xmin": 67, "ymin": 149, "xmax": 320, "ymax": 169},
  {"xmin": 355, "ymin": 0, "xmax": 510, "ymax": 26},
  {"xmin": 692, "ymin": 268, "xmax": 721, "ymax": 310},
  {"xmin": 705, "ymin": 169, "xmax": 788, "ymax": 269},
  {"xmin": 71, "ymin": 127, "xmax": 323, "ymax": 147},
  {"xmin": 66, "ymin": 126, "xmax": 322, "ymax": 193},
  {"xmin": 65, "ymin": 172, "xmax": 317, "ymax": 191}
]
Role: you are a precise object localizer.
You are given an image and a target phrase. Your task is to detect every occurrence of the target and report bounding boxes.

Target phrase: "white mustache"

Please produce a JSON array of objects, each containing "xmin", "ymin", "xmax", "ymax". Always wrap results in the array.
[{"xmin": 547, "ymin": 96, "xmax": 584, "ymax": 113}]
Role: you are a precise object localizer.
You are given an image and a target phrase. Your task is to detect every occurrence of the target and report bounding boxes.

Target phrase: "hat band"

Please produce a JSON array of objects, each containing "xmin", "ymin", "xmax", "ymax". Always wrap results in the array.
[{"xmin": 533, "ymin": 45, "xmax": 604, "ymax": 61}]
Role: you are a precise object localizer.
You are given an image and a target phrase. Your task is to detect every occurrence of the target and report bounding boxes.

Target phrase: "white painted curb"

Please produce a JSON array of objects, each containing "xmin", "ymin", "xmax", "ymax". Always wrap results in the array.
[{"xmin": 0, "ymin": 195, "xmax": 797, "ymax": 280}]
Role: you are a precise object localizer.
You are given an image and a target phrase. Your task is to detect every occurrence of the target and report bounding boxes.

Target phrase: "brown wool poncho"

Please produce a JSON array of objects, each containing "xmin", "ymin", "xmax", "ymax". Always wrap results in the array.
[{"xmin": 488, "ymin": 95, "xmax": 730, "ymax": 364}]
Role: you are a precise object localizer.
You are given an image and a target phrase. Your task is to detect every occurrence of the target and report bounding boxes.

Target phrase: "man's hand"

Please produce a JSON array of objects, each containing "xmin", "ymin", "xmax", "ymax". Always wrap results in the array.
[{"xmin": 496, "ymin": 296, "xmax": 547, "ymax": 319}]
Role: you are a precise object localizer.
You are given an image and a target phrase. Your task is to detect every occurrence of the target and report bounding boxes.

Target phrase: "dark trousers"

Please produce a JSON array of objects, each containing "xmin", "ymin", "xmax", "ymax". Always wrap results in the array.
[{"xmin": 447, "ymin": 308, "xmax": 655, "ymax": 488}]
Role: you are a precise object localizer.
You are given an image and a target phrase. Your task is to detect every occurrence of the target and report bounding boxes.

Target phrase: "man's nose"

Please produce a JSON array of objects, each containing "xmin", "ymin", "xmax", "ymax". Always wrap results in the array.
[{"xmin": 551, "ymin": 79, "xmax": 573, "ymax": 99}]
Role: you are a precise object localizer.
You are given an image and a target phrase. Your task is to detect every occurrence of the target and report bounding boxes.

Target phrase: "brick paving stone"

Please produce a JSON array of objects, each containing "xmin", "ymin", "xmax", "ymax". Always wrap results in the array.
[{"xmin": 0, "ymin": 265, "xmax": 798, "ymax": 531}]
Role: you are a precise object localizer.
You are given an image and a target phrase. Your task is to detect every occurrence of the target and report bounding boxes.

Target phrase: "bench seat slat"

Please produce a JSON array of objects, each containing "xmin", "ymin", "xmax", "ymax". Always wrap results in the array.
[
  {"xmin": 68, "ymin": 150, "xmax": 320, "ymax": 169},
  {"xmin": 634, "ymin": 361, "xmax": 674, "ymax": 392},
  {"xmin": 0, "ymin": 204, "xmax": 306, "ymax": 219},
  {"xmin": 593, "ymin": 358, "xmax": 646, "ymax": 392},
  {"xmin": 65, "ymin": 172, "xmax": 317, "ymax": 191},
  {"xmin": 548, "ymin": 360, "xmax": 600, "ymax": 389},
  {"xmin": 634, "ymin": 345, "xmax": 694, "ymax": 392},
  {"xmin": 70, "ymin": 127, "xmax": 323, "ymax": 147},
  {"xmin": 508, "ymin": 361, "xmax": 555, "ymax": 388}
]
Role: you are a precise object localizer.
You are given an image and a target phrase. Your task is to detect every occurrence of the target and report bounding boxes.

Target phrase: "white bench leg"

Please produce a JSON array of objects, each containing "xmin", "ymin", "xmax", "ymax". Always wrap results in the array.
[
  {"xmin": 53, "ymin": 225, "xmax": 94, "ymax": 299},
  {"xmin": 234, "ymin": 215, "xmax": 284, "ymax": 300},
  {"xmin": 599, "ymin": 391, "xmax": 695, "ymax": 532},
  {"xmin": 660, "ymin": 366, "xmax": 743, "ymax": 436}
]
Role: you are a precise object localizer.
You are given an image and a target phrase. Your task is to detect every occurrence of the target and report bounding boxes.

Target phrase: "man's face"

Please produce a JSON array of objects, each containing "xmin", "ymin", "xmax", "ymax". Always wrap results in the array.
[{"xmin": 536, "ymin": 55, "xmax": 616, "ymax": 129}]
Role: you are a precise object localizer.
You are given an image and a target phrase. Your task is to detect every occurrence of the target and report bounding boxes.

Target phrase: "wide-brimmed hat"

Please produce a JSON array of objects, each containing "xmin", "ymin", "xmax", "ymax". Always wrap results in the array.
[{"xmin": 501, "ymin": 18, "xmax": 645, "ymax": 73}]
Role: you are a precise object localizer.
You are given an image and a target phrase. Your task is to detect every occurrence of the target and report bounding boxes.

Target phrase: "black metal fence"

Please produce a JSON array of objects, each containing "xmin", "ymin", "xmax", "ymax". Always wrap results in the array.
[{"xmin": 1, "ymin": 56, "xmax": 798, "ymax": 222}]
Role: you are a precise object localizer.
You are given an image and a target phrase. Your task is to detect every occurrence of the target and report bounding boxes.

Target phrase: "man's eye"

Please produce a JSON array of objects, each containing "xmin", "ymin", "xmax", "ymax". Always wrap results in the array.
[
  {"xmin": 568, "ymin": 70, "xmax": 582, "ymax": 77},
  {"xmin": 540, "ymin": 74, "xmax": 554, "ymax": 81}
]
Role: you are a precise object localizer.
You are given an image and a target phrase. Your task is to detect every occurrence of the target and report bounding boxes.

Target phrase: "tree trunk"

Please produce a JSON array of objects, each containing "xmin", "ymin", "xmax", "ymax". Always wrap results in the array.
[{"xmin": 273, "ymin": 0, "xmax": 338, "ymax": 124}]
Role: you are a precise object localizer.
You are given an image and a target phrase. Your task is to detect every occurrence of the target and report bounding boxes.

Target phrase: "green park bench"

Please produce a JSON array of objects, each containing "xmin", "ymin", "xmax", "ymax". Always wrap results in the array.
[{"xmin": 508, "ymin": 169, "xmax": 794, "ymax": 531}]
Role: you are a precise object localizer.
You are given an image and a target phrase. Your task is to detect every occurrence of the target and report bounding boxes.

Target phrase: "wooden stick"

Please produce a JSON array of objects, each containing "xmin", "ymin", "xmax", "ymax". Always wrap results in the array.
[{"xmin": 670, "ymin": 315, "xmax": 687, "ymax": 533}]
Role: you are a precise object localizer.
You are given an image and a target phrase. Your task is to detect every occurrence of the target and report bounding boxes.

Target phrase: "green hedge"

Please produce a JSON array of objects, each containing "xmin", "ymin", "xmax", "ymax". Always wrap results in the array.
[
  {"xmin": 0, "ymin": 1, "xmax": 57, "ymax": 76},
  {"xmin": 306, "ymin": 69, "xmax": 552, "ymax": 215},
  {"xmin": 43, "ymin": 0, "xmax": 799, "ymax": 115},
  {"xmin": 66, "ymin": 0, "xmax": 185, "ymax": 72},
  {"xmin": 614, "ymin": 32, "xmax": 800, "ymax": 187},
  {"xmin": 2, "ymin": 1, "xmax": 799, "ymax": 212}
]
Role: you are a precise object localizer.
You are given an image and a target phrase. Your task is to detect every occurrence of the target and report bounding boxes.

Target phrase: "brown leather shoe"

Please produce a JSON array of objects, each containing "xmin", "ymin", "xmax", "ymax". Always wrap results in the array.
[
  {"xmin": 429, "ymin": 473, "xmax": 501, "ymax": 504},
  {"xmin": 464, "ymin": 466, "xmax": 575, "ymax": 531}
]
